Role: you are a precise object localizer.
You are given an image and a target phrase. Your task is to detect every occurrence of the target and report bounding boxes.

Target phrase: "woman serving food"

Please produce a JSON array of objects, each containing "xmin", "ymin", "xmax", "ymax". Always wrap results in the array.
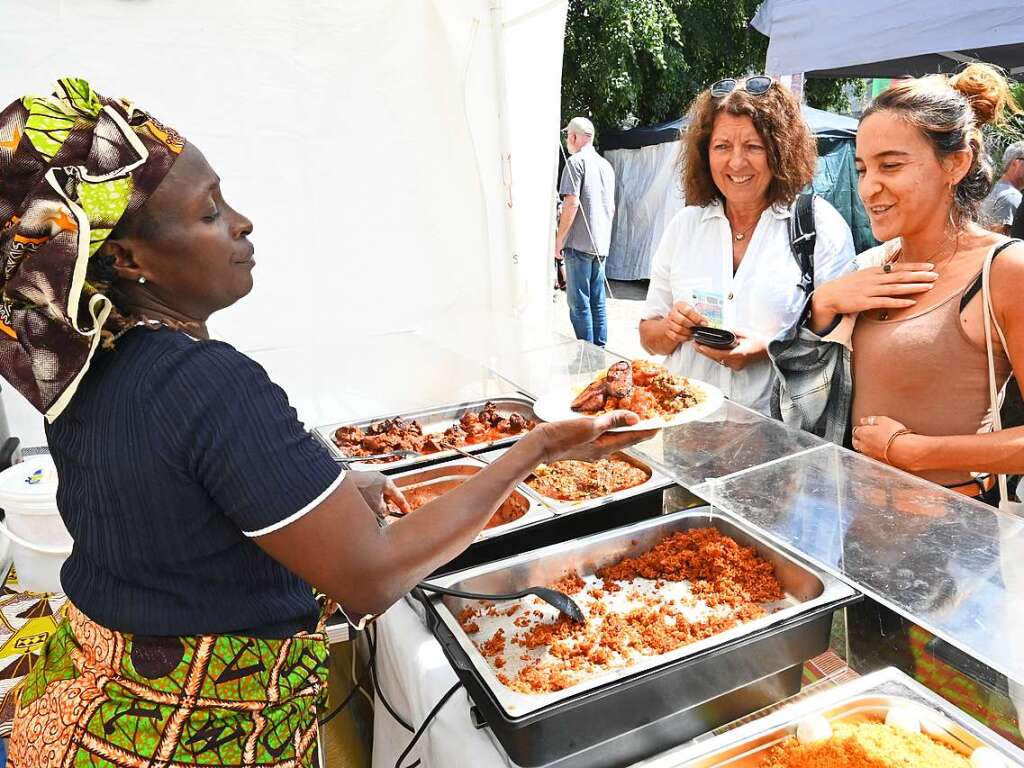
[
  {"xmin": 0, "ymin": 79, "xmax": 649, "ymax": 766},
  {"xmin": 639, "ymin": 75, "xmax": 856, "ymax": 414}
]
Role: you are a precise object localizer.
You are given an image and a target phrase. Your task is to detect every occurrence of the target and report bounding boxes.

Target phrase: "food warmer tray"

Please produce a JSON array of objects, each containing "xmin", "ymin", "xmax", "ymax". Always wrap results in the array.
[
  {"xmin": 639, "ymin": 666, "xmax": 1024, "ymax": 767},
  {"xmin": 427, "ymin": 449, "xmax": 674, "ymax": 576},
  {"xmin": 385, "ymin": 461, "xmax": 554, "ymax": 542},
  {"xmin": 420, "ymin": 507, "xmax": 860, "ymax": 768},
  {"xmin": 312, "ymin": 395, "xmax": 537, "ymax": 471},
  {"xmin": 478, "ymin": 446, "xmax": 675, "ymax": 516}
]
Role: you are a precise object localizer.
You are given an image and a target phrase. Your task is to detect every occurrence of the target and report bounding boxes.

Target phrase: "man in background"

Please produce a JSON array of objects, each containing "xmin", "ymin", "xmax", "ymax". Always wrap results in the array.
[
  {"xmin": 555, "ymin": 116, "xmax": 615, "ymax": 347},
  {"xmin": 982, "ymin": 141, "xmax": 1024, "ymax": 234}
]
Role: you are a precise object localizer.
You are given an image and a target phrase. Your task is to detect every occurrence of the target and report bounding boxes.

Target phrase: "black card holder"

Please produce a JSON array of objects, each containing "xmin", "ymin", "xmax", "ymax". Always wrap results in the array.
[{"xmin": 692, "ymin": 326, "xmax": 736, "ymax": 349}]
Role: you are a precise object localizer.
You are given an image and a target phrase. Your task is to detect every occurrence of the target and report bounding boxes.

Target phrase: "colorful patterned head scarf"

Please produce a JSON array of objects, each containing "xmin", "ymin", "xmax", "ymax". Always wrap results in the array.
[{"xmin": 0, "ymin": 78, "xmax": 184, "ymax": 421}]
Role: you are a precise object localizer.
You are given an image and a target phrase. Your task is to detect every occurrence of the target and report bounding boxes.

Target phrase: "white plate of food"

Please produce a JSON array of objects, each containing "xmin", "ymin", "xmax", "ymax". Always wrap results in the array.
[{"xmin": 532, "ymin": 360, "xmax": 725, "ymax": 431}]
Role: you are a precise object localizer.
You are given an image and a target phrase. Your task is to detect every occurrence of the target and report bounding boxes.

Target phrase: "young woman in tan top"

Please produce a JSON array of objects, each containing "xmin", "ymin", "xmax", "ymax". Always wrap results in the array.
[{"xmin": 786, "ymin": 64, "xmax": 1024, "ymax": 499}]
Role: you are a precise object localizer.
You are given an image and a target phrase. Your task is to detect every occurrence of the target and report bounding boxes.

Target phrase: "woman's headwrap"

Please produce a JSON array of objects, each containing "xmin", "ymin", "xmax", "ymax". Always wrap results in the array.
[{"xmin": 0, "ymin": 78, "xmax": 183, "ymax": 421}]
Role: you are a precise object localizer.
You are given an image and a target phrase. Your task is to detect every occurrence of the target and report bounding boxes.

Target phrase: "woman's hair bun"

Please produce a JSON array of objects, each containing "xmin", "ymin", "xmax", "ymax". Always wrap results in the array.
[{"xmin": 949, "ymin": 63, "xmax": 1016, "ymax": 125}]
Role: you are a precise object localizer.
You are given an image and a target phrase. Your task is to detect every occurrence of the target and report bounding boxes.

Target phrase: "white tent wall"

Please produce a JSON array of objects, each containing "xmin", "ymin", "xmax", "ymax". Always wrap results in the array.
[
  {"xmin": 0, "ymin": 0, "xmax": 567, "ymax": 447},
  {"xmin": 605, "ymin": 142, "xmax": 685, "ymax": 281}
]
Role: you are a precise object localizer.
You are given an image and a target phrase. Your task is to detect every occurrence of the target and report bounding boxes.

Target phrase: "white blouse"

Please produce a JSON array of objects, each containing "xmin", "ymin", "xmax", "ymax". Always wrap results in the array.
[{"xmin": 642, "ymin": 198, "xmax": 856, "ymax": 414}]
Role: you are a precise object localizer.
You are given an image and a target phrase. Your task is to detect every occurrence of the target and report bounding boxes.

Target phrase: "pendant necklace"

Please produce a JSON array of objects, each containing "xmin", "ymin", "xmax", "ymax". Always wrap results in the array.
[
  {"xmin": 727, "ymin": 208, "xmax": 760, "ymax": 242},
  {"xmin": 732, "ymin": 221, "xmax": 757, "ymax": 241}
]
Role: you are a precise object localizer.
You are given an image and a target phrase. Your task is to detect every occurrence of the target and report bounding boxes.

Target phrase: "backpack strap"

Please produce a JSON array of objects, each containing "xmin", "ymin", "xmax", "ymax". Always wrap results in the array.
[{"xmin": 790, "ymin": 193, "xmax": 817, "ymax": 297}]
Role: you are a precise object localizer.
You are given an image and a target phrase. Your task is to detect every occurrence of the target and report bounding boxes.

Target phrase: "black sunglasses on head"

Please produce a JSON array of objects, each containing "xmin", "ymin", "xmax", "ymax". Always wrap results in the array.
[{"xmin": 710, "ymin": 76, "xmax": 774, "ymax": 98}]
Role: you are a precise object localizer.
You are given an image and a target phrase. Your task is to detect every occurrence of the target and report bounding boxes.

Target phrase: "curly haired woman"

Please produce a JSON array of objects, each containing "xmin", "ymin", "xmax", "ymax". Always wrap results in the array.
[{"xmin": 639, "ymin": 75, "xmax": 856, "ymax": 414}]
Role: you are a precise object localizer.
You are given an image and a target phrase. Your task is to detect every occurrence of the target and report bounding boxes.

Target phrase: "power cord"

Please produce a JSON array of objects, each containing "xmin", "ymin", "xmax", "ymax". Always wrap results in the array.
[
  {"xmin": 317, "ymin": 626, "xmax": 374, "ymax": 727},
  {"xmin": 394, "ymin": 682, "xmax": 463, "ymax": 768},
  {"xmin": 367, "ymin": 623, "xmax": 414, "ymax": 732},
  {"xmin": 317, "ymin": 613, "xmax": 452, "ymax": 757},
  {"xmin": 352, "ymin": 628, "xmax": 374, "ymax": 707},
  {"xmin": 318, "ymin": 678, "xmax": 362, "ymax": 726}
]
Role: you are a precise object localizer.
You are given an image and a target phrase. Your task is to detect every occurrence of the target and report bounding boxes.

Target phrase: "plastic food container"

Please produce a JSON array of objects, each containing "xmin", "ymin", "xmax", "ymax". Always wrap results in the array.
[{"xmin": 0, "ymin": 456, "xmax": 72, "ymax": 594}]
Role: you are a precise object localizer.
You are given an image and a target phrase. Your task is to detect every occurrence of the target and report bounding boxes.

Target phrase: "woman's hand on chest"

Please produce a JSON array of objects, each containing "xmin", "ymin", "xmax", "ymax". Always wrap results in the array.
[{"xmin": 812, "ymin": 262, "xmax": 938, "ymax": 319}]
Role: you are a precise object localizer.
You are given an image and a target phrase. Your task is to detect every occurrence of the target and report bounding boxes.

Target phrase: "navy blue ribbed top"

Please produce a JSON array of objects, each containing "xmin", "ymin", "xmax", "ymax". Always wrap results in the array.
[{"xmin": 44, "ymin": 327, "xmax": 343, "ymax": 638}]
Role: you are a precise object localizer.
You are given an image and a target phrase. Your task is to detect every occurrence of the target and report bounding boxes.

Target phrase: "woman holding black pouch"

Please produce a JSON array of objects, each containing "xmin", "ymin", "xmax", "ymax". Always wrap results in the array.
[{"xmin": 639, "ymin": 75, "xmax": 856, "ymax": 415}]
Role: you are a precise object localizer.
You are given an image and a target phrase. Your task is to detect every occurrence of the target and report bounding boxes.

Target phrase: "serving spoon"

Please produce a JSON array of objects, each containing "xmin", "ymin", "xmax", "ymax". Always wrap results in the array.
[
  {"xmin": 417, "ymin": 581, "xmax": 586, "ymax": 624},
  {"xmin": 409, "ymin": 445, "xmax": 585, "ymax": 623},
  {"xmin": 339, "ymin": 448, "xmax": 419, "ymax": 465}
]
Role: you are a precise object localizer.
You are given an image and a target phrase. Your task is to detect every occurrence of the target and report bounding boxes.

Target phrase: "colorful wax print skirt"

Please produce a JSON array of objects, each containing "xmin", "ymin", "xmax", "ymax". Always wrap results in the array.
[{"xmin": 8, "ymin": 601, "xmax": 332, "ymax": 767}]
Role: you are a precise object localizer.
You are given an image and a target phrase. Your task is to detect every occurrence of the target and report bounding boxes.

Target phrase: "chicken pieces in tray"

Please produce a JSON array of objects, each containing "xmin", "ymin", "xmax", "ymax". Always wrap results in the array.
[
  {"xmin": 570, "ymin": 360, "xmax": 703, "ymax": 421},
  {"xmin": 332, "ymin": 402, "xmax": 536, "ymax": 462}
]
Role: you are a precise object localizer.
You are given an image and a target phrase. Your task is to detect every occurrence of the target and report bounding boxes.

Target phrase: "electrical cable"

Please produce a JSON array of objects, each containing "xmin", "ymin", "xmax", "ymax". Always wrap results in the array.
[
  {"xmin": 318, "ymin": 678, "xmax": 361, "ymax": 726},
  {"xmin": 352, "ymin": 628, "xmax": 374, "ymax": 707},
  {"xmin": 317, "ymin": 630, "xmax": 374, "ymax": 726},
  {"xmin": 394, "ymin": 682, "xmax": 463, "ymax": 768},
  {"xmin": 367, "ymin": 623, "xmax": 414, "ymax": 732}
]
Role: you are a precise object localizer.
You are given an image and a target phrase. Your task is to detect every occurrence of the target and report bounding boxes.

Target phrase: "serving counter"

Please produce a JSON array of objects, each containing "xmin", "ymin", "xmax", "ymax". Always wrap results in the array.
[{"xmin": 248, "ymin": 329, "xmax": 1024, "ymax": 767}]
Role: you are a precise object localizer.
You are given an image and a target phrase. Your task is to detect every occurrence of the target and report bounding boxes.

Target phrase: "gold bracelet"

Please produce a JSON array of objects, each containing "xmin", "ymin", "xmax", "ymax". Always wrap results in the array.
[{"xmin": 883, "ymin": 428, "xmax": 914, "ymax": 466}]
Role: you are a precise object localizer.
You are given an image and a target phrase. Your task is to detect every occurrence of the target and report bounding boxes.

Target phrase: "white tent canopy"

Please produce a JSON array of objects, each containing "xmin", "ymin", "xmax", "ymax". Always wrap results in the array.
[
  {"xmin": 752, "ymin": 0, "xmax": 1024, "ymax": 78},
  {"xmin": 0, "ymin": 0, "xmax": 568, "ymax": 446}
]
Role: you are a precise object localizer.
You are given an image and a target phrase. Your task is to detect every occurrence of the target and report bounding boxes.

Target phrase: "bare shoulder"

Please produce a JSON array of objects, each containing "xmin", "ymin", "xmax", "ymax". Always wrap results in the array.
[
  {"xmin": 991, "ymin": 239, "xmax": 1024, "ymax": 321},
  {"xmin": 992, "ymin": 238, "xmax": 1024, "ymax": 284}
]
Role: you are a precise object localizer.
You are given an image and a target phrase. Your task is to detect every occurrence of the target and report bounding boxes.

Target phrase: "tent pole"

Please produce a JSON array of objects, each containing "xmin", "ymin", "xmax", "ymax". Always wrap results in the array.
[{"xmin": 489, "ymin": 0, "xmax": 527, "ymax": 318}]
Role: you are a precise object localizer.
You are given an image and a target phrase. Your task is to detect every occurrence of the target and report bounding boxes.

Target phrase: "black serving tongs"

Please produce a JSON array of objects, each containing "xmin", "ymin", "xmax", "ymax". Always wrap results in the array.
[{"xmin": 417, "ymin": 582, "xmax": 586, "ymax": 624}]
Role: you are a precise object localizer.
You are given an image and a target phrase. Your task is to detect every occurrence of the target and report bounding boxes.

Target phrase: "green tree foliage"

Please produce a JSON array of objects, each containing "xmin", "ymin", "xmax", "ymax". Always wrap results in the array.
[
  {"xmin": 561, "ymin": 0, "xmax": 683, "ymax": 133},
  {"xmin": 984, "ymin": 81, "xmax": 1024, "ymax": 168},
  {"xmin": 561, "ymin": 0, "xmax": 861, "ymax": 134},
  {"xmin": 804, "ymin": 77, "xmax": 865, "ymax": 114}
]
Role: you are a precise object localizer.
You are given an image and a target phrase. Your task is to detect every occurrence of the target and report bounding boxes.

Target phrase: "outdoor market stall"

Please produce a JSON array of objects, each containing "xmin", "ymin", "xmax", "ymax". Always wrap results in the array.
[{"xmin": 244, "ymin": 329, "xmax": 1024, "ymax": 768}]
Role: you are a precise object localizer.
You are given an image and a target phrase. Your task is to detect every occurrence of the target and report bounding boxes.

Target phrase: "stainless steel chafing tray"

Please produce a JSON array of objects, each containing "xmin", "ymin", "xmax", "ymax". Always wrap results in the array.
[
  {"xmin": 420, "ymin": 449, "xmax": 671, "ymax": 576},
  {"xmin": 478, "ymin": 447, "xmax": 675, "ymax": 516},
  {"xmin": 421, "ymin": 507, "xmax": 860, "ymax": 768},
  {"xmin": 642, "ymin": 667, "xmax": 1024, "ymax": 767},
  {"xmin": 313, "ymin": 396, "xmax": 537, "ymax": 471},
  {"xmin": 385, "ymin": 461, "xmax": 554, "ymax": 540}
]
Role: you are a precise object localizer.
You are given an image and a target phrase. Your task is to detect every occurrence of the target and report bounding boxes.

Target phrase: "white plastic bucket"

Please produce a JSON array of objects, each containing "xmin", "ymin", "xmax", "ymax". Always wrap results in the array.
[{"xmin": 0, "ymin": 456, "xmax": 72, "ymax": 593}]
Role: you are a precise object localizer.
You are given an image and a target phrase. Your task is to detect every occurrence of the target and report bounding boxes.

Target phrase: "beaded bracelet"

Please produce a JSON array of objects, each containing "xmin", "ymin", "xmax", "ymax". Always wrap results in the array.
[{"xmin": 884, "ymin": 428, "xmax": 914, "ymax": 466}]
